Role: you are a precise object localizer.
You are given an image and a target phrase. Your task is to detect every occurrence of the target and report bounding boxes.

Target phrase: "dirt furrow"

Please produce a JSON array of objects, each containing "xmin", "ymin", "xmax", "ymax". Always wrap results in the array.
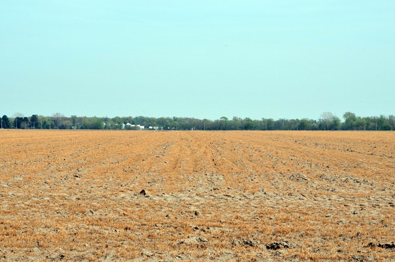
[{"xmin": 0, "ymin": 130, "xmax": 394, "ymax": 261}]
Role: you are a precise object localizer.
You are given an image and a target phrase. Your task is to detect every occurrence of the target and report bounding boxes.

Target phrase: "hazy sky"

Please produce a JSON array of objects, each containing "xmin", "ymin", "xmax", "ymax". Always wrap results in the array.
[{"xmin": 1, "ymin": 1, "xmax": 394, "ymax": 120}]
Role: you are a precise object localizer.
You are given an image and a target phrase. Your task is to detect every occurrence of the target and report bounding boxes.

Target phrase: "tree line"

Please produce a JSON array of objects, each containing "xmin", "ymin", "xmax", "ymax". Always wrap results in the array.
[{"xmin": 0, "ymin": 112, "xmax": 394, "ymax": 131}]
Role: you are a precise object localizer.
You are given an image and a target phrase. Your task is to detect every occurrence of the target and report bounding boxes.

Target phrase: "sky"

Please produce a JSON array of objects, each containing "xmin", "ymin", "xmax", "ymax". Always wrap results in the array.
[{"xmin": 1, "ymin": 0, "xmax": 394, "ymax": 120}]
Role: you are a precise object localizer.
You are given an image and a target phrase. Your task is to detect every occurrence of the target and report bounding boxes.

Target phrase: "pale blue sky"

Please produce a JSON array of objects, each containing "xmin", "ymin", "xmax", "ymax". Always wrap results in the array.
[{"xmin": 1, "ymin": 1, "xmax": 394, "ymax": 120}]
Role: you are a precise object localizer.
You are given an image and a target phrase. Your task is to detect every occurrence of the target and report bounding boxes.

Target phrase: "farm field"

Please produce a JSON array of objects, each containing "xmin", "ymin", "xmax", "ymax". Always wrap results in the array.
[{"xmin": 0, "ymin": 130, "xmax": 394, "ymax": 261}]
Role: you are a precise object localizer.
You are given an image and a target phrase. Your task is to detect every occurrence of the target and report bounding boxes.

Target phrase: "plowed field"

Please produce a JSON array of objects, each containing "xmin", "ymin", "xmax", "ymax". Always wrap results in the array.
[{"xmin": 1, "ymin": 130, "xmax": 394, "ymax": 261}]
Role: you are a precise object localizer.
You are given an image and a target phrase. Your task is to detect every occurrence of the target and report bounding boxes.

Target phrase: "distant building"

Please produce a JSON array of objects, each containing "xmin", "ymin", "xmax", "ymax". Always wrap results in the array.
[{"xmin": 125, "ymin": 123, "xmax": 145, "ymax": 130}]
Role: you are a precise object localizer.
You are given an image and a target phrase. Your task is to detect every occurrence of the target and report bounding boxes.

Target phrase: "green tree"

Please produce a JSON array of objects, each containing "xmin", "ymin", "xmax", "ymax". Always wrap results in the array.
[
  {"xmin": 220, "ymin": 116, "xmax": 228, "ymax": 130},
  {"xmin": 267, "ymin": 119, "xmax": 274, "ymax": 130},
  {"xmin": 343, "ymin": 112, "xmax": 356, "ymax": 130},
  {"xmin": 71, "ymin": 115, "xmax": 78, "ymax": 129},
  {"xmin": 377, "ymin": 115, "xmax": 391, "ymax": 130},
  {"xmin": 52, "ymin": 113, "xmax": 64, "ymax": 129},
  {"xmin": 59, "ymin": 120, "xmax": 73, "ymax": 129},
  {"xmin": 389, "ymin": 115, "xmax": 395, "ymax": 130},
  {"xmin": 277, "ymin": 119, "xmax": 288, "ymax": 130},
  {"xmin": 298, "ymin": 119, "xmax": 310, "ymax": 130},
  {"xmin": 320, "ymin": 112, "xmax": 339, "ymax": 130},
  {"xmin": 112, "ymin": 117, "xmax": 124, "ymax": 130},
  {"xmin": 332, "ymin": 117, "xmax": 341, "ymax": 130},
  {"xmin": 381, "ymin": 122, "xmax": 392, "ymax": 130},
  {"xmin": 14, "ymin": 117, "xmax": 22, "ymax": 129},
  {"xmin": 229, "ymin": 117, "xmax": 241, "ymax": 130},
  {"xmin": 22, "ymin": 117, "xmax": 30, "ymax": 129},
  {"xmin": 1, "ymin": 115, "xmax": 10, "ymax": 128},
  {"xmin": 30, "ymin": 115, "xmax": 39, "ymax": 129},
  {"xmin": 39, "ymin": 116, "xmax": 55, "ymax": 129},
  {"xmin": 14, "ymin": 117, "xmax": 29, "ymax": 129},
  {"xmin": 354, "ymin": 118, "xmax": 366, "ymax": 130},
  {"xmin": 285, "ymin": 119, "xmax": 297, "ymax": 130},
  {"xmin": 243, "ymin": 118, "xmax": 254, "ymax": 130},
  {"xmin": 81, "ymin": 117, "xmax": 104, "ymax": 129}
]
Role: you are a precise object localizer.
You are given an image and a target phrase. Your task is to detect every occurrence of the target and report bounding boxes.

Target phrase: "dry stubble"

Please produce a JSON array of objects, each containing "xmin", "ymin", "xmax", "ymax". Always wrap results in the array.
[{"xmin": 0, "ymin": 130, "xmax": 394, "ymax": 261}]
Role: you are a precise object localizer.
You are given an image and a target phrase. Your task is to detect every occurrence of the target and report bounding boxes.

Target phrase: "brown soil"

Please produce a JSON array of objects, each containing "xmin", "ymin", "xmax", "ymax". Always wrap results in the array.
[{"xmin": 0, "ymin": 130, "xmax": 394, "ymax": 261}]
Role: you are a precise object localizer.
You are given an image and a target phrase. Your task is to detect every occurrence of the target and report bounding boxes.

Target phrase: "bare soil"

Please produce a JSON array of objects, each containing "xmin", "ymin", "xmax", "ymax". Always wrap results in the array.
[{"xmin": 0, "ymin": 130, "xmax": 394, "ymax": 261}]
